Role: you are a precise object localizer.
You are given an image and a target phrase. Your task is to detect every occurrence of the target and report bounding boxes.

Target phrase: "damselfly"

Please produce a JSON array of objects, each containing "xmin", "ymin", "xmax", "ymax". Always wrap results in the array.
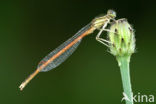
[{"xmin": 19, "ymin": 10, "xmax": 116, "ymax": 90}]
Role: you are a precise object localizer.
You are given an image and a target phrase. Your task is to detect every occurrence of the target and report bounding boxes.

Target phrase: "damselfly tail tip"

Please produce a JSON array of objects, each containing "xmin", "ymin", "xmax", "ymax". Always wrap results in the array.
[
  {"xmin": 19, "ymin": 69, "xmax": 40, "ymax": 91},
  {"xmin": 19, "ymin": 82, "xmax": 25, "ymax": 91}
]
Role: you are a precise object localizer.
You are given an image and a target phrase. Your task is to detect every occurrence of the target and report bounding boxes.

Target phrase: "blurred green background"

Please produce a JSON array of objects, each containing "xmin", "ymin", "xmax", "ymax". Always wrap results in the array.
[{"xmin": 0, "ymin": 0, "xmax": 156, "ymax": 104}]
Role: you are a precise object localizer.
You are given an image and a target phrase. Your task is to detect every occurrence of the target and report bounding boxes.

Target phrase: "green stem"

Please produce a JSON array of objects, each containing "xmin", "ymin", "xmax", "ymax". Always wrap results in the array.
[{"xmin": 117, "ymin": 55, "xmax": 133, "ymax": 104}]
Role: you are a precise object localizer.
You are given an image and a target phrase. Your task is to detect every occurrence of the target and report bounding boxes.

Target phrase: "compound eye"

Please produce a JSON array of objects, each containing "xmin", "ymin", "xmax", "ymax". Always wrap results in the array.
[{"xmin": 107, "ymin": 10, "xmax": 116, "ymax": 17}]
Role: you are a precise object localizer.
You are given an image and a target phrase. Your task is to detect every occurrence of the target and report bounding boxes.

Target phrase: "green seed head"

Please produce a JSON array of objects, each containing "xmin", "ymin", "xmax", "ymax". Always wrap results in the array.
[{"xmin": 108, "ymin": 18, "xmax": 135, "ymax": 57}]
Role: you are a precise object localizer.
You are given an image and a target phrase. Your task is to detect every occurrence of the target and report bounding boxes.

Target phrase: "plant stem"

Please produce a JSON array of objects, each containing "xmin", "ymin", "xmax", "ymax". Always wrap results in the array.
[{"xmin": 117, "ymin": 55, "xmax": 133, "ymax": 104}]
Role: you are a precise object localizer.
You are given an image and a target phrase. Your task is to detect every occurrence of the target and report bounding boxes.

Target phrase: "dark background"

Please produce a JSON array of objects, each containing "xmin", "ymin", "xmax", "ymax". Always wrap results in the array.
[{"xmin": 0, "ymin": 0, "xmax": 156, "ymax": 104}]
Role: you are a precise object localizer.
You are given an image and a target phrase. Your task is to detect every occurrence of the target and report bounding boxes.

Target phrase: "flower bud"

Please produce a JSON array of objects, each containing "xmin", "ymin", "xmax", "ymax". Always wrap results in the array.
[{"xmin": 108, "ymin": 19, "xmax": 135, "ymax": 57}]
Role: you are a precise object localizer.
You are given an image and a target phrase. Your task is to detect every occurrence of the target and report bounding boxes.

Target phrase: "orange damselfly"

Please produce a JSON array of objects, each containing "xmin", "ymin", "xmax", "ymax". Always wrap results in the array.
[{"xmin": 19, "ymin": 10, "xmax": 116, "ymax": 90}]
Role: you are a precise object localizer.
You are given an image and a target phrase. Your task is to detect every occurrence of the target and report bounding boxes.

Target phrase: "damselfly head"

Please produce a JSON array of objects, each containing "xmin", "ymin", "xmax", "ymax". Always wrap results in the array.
[
  {"xmin": 107, "ymin": 9, "xmax": 116, "ymax": 18},
  {"xmin": 91, "ymin": 9, "xmax": 116, "ymax": 29}
]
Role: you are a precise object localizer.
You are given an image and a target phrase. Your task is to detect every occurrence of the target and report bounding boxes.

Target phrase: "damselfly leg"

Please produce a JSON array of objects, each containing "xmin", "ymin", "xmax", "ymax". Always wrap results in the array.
[{"xmin": 95, "ymin": 20, "xmax": 119, "ymax": 47}]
